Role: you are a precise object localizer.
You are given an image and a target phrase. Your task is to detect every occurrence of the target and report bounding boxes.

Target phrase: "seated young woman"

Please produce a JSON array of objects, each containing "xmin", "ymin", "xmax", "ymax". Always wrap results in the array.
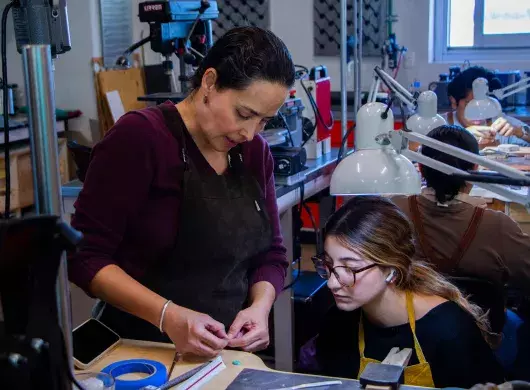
[
  {"xmin": 391, "ymin": 125, "xmax": 530, "ymax": 296},
  {"xmin": 390, "ymin": 125, "xmax": 530, "ymax": 376},
  {"xmin": 298, "ymin": 196, "xmax": 504, "ymax": 388}
]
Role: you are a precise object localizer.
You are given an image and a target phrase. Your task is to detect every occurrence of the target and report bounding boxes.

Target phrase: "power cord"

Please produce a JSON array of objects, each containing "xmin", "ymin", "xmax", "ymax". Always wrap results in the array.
[
  {"xmin": 1, "ymin": 1, "xmax": 14, "ymax": 219},
  {"xmin": 278, "ymin": 111, "xmax": 295, "ymax": 147}
]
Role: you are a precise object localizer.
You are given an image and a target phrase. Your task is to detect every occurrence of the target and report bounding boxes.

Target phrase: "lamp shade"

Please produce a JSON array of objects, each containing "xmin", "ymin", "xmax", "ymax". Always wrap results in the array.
[
  {"xmin": 330, "ymin": 101, "xmax": 421, "ymax": 196},
  {"xmin": 406, "ymin": 91, "xmax": 447, "ymax": 135},
  {"xmin": 464, "ymin": 77, "xmax": 502, "ymax": 121},
  {"xmin": 330, "ymin": 148, "xmax": 421, "ymax": 196}
]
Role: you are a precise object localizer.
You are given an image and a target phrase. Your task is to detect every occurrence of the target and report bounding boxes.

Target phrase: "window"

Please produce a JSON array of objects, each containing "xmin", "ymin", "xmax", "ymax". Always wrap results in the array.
[{"xmin": 432, "ymin": 0, "xmax": 530, "ymax": 62}]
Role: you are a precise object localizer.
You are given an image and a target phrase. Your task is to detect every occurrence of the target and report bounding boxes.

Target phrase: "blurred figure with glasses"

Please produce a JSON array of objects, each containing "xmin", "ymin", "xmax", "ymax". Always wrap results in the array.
[{"xmin": 298, "ymin": 196, "xmax": 503, "ymax": 388}]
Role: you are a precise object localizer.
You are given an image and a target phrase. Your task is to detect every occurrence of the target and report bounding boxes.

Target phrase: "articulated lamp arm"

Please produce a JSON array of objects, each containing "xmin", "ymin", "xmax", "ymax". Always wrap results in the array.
[
  {"xmin": 373, "ymin": 66, "xmax": 416, "ymax": 110},
  {"xmin": 389, "ymin": 130, "xmax": 530, "ymax": 208},
  {"xmin": 491, "ymin": 77, "xmax": 530, "ymax": 101}
]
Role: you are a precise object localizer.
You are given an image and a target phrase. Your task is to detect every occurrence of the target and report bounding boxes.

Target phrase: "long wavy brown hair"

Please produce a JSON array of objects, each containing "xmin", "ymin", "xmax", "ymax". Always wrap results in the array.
[{"xmin": 325, "ymin": 195, "xmax": 496, "ymax": 346}]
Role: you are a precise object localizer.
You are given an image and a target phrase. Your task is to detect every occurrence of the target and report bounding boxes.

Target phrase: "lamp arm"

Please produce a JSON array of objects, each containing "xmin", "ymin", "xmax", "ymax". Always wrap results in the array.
[
  {"xmin": 403, "ymin": 149, "xmax": 530, "ymax": 206},
  {"xmin": 368, "ymin": 76, "xmax": 380, "ymax": 103},
  {"xmin": 374, "ymin": 66, "xmax": 416, "ymax": 109},
  {"xmin": 400, "ymin": 131, "xmax": 530, "ymax": 182},
  {"xmin": 492, "ymin": 77, "xmax": 530, "ymax": 100}
]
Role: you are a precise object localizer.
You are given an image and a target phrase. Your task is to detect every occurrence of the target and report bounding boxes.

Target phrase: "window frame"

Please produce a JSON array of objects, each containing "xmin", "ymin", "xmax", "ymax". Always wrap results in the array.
[{"xmin": 432, "ymin": 0, "xmax": 530, "ymax": 63}]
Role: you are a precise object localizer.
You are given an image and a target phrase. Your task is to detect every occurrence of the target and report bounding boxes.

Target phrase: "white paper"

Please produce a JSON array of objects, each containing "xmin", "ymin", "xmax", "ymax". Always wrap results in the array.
[
  {"xmin": 105, "ymin": 90, "xmax": 126, "ymax": 123},
  {"xmin": 176, "ymin": 355, "xmax": 226, "ymax": 390}
]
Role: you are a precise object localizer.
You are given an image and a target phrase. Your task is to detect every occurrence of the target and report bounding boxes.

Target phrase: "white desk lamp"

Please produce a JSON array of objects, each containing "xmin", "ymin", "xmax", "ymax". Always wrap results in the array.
[
  {"xmin": 465, "ymin": 76, "xmax": 530, "ymax": 121},
  {"xmin": 331, "ymin": 69, "xmax": 530, "ymax": 208},
  {"xmin": 368, "ymin": 67, "xmax": 447, "ymax": 134},
  {"xmin": 330, "ymin": 103, "xmax": 422, "ymax": 196}
]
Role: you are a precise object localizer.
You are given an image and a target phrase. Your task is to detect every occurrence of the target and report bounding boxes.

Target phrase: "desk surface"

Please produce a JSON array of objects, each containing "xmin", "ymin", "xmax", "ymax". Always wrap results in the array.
[
  {"xmin": 88, "ymin": 341, "xmax": 420, "ymax": 390},
  {"xmin": 0, "ymin": 118, "xmax": 66, "ymax": 146},
  {"xmin": 89, "ymin": 341, "xmax": 268, "ymax": 389},
  {"xmin": 332, "ymin": 105, "xmax": 530, "ymax": 123}
]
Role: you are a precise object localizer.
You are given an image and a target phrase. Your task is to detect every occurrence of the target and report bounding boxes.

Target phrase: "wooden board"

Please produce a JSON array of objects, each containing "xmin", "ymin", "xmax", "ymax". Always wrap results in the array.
[
  {"xmin": 92, "ymin": 54, "xmax": 146, "ymax": 137},
  {"xmin": 97, "ymin": 67, "xmax": 146, "ymax": 115},
  {"xmin": 0, "ymin": 139, "xmax": 68, "ymax": 213},
  {"xmin": 88, "ymin": 341, "xmax": 426, "ymax": 390},
  {"xmin": 88, "ymin": 340, "xmax": 269, "ymax": 390}
]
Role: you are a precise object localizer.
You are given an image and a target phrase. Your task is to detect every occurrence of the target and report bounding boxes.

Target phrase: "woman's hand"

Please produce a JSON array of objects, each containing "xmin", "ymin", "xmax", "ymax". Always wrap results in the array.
[
  {"xmin": 163, "ymin": 303, "xmax": 229, "ymax": 357},
  {"xmin": 492, "ymin": 117, "xmax": 524, "ymax": 138},
  {"xmin": 227, "ymin": 305, "xmax": 270, "ymax": 352}
]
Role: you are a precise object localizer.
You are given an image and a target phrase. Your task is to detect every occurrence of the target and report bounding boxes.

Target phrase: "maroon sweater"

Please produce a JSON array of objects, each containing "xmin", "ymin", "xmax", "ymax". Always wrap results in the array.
[{"xmin": 68, "ymin": 103, "xmax": 288, "ymax": 298}]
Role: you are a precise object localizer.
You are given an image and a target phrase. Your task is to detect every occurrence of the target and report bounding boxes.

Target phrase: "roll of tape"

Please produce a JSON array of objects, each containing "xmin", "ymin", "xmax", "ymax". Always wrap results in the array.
[{"xmin": 101, "ymin": 359, "xmax": 167, "ymax": 390}]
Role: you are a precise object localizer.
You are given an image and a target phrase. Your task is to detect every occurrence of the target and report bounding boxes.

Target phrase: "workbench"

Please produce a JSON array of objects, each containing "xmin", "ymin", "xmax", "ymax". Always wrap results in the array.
[
  {"xmin": 332, "ymin": 105, "xmax": 530, "ymax": 123},
  {"xmin": 0, "ymin": 116, "xmax": 66, "ymax": 146},
  {"xmin": 87, "ymin": 340, "xmax": 420, "ymax": 390},
  {"xmin": 61, "ymin": 147, "xmax": 343, "ymax": 373},
  {"xmin": 470, "ymin": 153, "xmax": 530, "ymax": 235}
]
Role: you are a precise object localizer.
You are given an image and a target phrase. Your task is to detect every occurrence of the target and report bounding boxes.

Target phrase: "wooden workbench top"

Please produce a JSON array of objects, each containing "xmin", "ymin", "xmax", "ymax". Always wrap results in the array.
[
  {"xmin": 87, "ymin": 339, "xmax": 270, "ymax": 389},
  {"xmin": 85, "ymin": 340, "xmax": 430, "ymax": 389}
]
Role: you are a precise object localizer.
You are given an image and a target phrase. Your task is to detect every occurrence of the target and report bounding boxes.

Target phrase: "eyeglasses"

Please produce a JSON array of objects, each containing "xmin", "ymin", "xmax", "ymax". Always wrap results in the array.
[{"xmin": 311, "ymin": 254, "xmax": 377, "ymax": 287}]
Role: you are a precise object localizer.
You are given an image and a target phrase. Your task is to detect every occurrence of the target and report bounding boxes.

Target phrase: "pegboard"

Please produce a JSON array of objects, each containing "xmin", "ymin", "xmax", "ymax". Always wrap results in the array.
[
  {"xmin": 314, "ymin": 0, "xmax": 387, "ymax": 57},
  {"xmin": 100, "ymin": 0, "xmax": 133, "ymax": 68},
  {"xmin": 213, "ymin": 0, "xmax": 270, "ymax": 38}
]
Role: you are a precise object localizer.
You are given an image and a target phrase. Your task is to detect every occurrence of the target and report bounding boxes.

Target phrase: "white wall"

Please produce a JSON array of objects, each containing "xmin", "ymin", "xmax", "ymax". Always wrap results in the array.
[
  {"xmin": 0, "ymin": 0, "xmax": 102, "ymax": 144},
  {"xmin": 53, "ymin": 0, "xmax": 102, "ymax": 144},
  {"xmin": 270, "ymin": 0, "xmax": 530, "ymax": 92}
]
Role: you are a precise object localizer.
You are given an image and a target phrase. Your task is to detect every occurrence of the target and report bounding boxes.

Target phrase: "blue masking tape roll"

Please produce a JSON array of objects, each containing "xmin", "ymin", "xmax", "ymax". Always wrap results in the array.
[{"xmin": 101, "ymin": 359, "xmax": 167, "ymax": 390}]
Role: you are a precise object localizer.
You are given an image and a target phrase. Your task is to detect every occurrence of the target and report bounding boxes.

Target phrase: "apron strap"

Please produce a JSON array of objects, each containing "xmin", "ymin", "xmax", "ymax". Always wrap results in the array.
[
  {"xmin": 358, "ymin": 292, "xmax": 429, "ymax": 364},
  {"xmin": 358, "ymin": 312, "xmax": 366, "ymax": 358},
  {"xmin": 405, "ymin": 291, "xmax": 428, "ymax": 364},
  {"xmin": 408, "ymin": 196, "xmax": 438, "ymax": 263},
  {"xmin": 408, "ymin": 195, "xmax": 484, "ymax": 274},
  {"xmin": 158, "ymin": 103, "xmax": 189, "ymax": 169},
  {"xmin": 449, "ymin": 207, "xmax": 484, "ymax": 267}
]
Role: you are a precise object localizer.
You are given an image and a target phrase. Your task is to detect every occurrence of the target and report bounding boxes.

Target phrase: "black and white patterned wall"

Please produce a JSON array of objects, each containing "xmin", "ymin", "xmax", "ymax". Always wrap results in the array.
[
  {"xmin": 213, "ymin": 0, "xmax": 270, "ymax": 39},
  {"xmin": 314, "ymin": 0, "xmax": 387, "ymax": 57}
]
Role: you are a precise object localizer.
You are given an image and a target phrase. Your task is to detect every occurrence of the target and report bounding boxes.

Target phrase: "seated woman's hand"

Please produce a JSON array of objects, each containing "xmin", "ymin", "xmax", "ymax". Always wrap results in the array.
[{"xmin": 163, "ymin": 303, "xmax": 229, "ymax": 357}]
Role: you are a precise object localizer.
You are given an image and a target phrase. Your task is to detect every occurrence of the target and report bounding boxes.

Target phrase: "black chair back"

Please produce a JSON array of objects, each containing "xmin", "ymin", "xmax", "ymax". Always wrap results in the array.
[
  {"xmin": 447, "ymin": 275, "xmax": 506, "ymax": 334},
  {"xmin": 67, "ymin": 141, "xmax": 92, "ymax": 182}
]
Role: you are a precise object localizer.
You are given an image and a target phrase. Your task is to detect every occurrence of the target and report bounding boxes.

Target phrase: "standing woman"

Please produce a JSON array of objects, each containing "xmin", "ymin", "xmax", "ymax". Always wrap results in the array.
[{"xmin": 68, "ymin": 27, "xmax": 295, "ymax": 357}]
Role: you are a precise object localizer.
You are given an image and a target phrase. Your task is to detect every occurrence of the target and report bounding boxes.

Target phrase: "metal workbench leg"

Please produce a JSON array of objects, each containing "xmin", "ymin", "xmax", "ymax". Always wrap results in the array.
[{"xmin": 274, "ymin": 209, "xmax": 294, "ymax": 371}]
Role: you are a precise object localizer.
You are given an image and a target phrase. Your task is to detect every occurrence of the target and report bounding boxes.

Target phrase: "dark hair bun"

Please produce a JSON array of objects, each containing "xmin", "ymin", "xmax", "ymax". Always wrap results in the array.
[{"xmin": 487, "ymin": 76, "xmax": 503, "ymax": 92}]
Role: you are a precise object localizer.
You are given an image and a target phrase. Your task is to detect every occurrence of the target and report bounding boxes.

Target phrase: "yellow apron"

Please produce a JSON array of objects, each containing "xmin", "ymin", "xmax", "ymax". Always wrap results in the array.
[{"xmin": 357, "ymin": 291, "xmax": 436, "ymax": 388}]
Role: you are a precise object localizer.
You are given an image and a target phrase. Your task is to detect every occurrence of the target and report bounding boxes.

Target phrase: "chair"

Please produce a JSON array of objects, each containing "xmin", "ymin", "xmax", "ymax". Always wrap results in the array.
[
  {"xmin": 67, "ymin": 141, "xmax": 92, "ymax": 182},
  {"xmin": 447, "ymin": 275, "xmax": 506, "ymax": 334}
]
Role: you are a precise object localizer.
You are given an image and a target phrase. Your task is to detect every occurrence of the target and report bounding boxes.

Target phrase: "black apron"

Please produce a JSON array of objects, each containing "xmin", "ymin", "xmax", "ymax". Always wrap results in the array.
[{"xmin": 99, "ymin": 104, "xmax": 273, "ymax": 342}]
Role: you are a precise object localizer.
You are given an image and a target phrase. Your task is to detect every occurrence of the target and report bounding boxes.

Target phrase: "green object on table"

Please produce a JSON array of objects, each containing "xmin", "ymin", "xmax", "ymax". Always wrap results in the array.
[
  {"xmin": 18, "ymin": 106, "xmax": 81, "ymax": 120},
  {"xmin": 232, "ymin": 360, "xmax": 241, "ymax": 366}
]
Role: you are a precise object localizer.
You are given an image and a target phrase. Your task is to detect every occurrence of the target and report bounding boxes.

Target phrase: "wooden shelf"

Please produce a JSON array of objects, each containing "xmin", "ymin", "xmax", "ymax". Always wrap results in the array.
[{"xmin": 0, "ymin": 139, "xmax": 69, "ymax": 215}]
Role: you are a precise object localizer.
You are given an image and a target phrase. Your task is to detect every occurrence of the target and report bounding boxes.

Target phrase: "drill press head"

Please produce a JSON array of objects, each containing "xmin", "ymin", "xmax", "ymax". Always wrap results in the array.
[{"xmin": 138, "ymin": 0, "xmax": 219, "ymax": 57}]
